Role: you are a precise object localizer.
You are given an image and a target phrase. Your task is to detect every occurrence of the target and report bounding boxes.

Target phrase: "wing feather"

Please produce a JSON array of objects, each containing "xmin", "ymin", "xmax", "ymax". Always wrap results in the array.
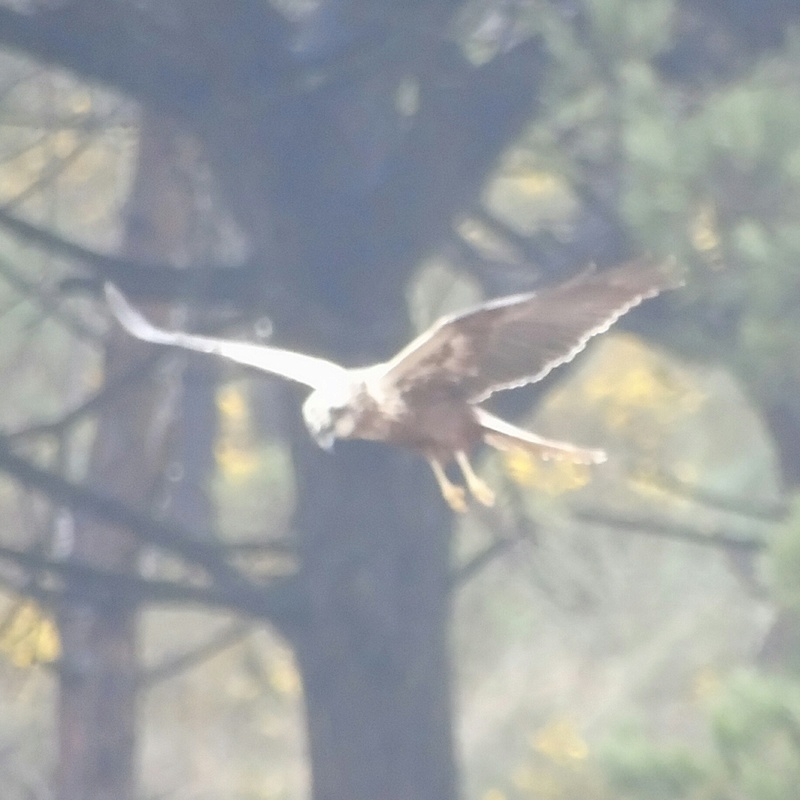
[
  {"xmin": 379, "ymin": 258, "xmax": 683, "ymax": 402},
  {"xmin": 475, "ymin": 408, "xmax": 606, "ymax": 463},
  {"xmin": 105, "ymin": 284, "xmax": 348, "ymax": 390}
]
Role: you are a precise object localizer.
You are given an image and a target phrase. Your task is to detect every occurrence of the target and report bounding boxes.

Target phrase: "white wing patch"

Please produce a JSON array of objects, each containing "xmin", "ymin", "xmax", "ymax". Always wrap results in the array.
[{"xmin": 105, "ymin": 284, "xmax": 349, "ymax": 390}]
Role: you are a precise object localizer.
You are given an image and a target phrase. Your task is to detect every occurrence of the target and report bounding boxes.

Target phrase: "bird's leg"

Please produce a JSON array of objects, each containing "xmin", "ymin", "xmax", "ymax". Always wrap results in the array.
[
  {"xmin": 455, "ymin": 451, "xmax": 495, "ymax": 507},
  {"xmin": 428, "ymin": 458, "xmax": 467, "ymax": 513}
]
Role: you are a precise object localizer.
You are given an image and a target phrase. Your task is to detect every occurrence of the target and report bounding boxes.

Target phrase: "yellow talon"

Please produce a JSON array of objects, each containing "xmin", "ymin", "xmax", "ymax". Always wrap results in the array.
[
  {"xmin": 468, "ymin": 478, "xmax": 495, "ymax": 508},
  {"xmin": 442, "ymin": 483, "xmax": 468, "ymax": 513},
  {"xmin": 428, "ymin": 458, "xmax": 469, "ymax": 513},
  {"xmin": 455, "ymin": 451, "xmax": 495, "ymax": 507}
]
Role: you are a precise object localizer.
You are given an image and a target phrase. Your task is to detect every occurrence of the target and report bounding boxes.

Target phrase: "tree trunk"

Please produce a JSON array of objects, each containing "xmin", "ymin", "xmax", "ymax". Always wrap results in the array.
[
  {"xmin": 56, "ymin": 113, "xmax": 191, "ymax": 800},
  {"xmin": 290, "ymin": 439, "xmax": 457, "ymax": 800}
]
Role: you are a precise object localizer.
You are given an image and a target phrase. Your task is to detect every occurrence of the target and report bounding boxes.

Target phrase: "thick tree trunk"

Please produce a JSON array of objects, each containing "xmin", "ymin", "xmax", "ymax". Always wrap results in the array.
[
  {"xmin": 56, "ymin": 114, "xmax": 191, "ymax": 800},
  {"xmin": 290, "ymin": 439, "xmax": 456, "ymax": 800}
]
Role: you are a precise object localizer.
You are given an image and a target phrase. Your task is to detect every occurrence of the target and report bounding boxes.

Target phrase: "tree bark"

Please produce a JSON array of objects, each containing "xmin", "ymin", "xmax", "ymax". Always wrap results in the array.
[
  {"xmin": 56, "ymin": 113, "xmax": 191, "ymax": 800},
  {"xmin": 289, "ymin": 439, "xmax": 456, "ymax": 800}
]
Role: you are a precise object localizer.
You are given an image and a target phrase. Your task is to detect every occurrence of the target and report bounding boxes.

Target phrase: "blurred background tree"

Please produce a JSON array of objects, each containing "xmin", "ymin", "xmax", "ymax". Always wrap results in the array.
[{"xmin": 0, "ymin": 0, "xmax": 799, "ymax": 799}]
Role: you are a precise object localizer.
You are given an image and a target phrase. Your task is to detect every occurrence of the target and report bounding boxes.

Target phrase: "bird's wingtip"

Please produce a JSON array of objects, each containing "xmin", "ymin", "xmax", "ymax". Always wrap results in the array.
[{"xmin": 103, "ymin": 282, "xmax": 157, "ymax": 341}]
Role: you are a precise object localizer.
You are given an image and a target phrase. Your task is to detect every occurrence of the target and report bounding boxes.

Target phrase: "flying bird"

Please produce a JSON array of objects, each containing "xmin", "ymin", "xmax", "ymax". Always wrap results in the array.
[{"xmin": 105, "ymin": 259, "xmax": 681, "ymax": 511}]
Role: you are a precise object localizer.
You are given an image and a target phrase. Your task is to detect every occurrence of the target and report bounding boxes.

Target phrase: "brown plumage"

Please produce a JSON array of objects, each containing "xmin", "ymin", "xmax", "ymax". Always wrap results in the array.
[{"xmin": 106, "ymin": 258, "xmax": 682, "ymax": 511}]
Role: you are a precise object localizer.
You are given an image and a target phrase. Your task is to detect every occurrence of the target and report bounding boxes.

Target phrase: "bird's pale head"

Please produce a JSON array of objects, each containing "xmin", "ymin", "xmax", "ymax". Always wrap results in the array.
[{"xmin": 301, "ymin": 385, "xmax": 360, "ymax": 450}]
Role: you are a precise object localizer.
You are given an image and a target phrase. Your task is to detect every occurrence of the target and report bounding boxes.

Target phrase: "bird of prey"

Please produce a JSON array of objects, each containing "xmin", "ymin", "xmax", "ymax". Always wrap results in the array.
[{"xmin": 105, "ymin": 259, "xmax": 681, "ymax": 512}]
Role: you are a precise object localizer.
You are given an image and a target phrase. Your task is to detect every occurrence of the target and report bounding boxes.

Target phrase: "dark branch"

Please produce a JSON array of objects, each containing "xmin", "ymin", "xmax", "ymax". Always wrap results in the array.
[
  {"xmin": 0, "ymin": 254, "xmax": 101, "ymax": 343},
  {"xmin": 0, "ymin": 436, "xmax": 249, "ymax": 586},
  {"xmin": 573, "ymin": 508, "xmax": 767, "ymax": 552},
  {"xmin": 450, "ymin": 537, "xmax": 518, "ymax": 587},
  {"xmin": 0, "ymin": 543, "xmax": 299, "ymax": 622},
  {"xmin": 0, "ymin": 208, "xmax": 349, "ymax": 340},
  {"xmin": 7, "ymin": 353, "xmax": 162, "ymax": 443},
  {"xmin": 638, "ymin": 468, "xmax": 787, "ymax": 522},
  {"xmin": 450, "ymin": 494, "xmax": 538, "ymax": 587},
  {"xmin": 3, "ymin": 121, "xmax": 96, "ymax": 211},
  {"xmin": 138, "ymin": 621, "xmax": 252, "ymax": 688},
  {"xmin": 0, "ymin": 2, "xmax": 292, "ymax": 120},
  {"xmin": 0, "ymin": 205, "xmax": 263, "ymax": 303}
]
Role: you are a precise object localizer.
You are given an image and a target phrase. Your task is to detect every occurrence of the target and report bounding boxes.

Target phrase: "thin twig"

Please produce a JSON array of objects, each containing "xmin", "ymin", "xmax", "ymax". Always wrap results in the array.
[
  {"xmin": 451, "ymin": 537, "xmax": 518, "ymax": 587},
  {"xmin": 6, "ymin": 351, "xmax": 161, "ymax": 442},
  {"xmin": 3, "ymin": 125, "xmax": 94, "ymax": 212},
  {"xmin": 0, "ymin": 436, "xmax": 248, "ymax": 586},
  {"xmin": 0, "ymin": 254, "xmax": 101, "ymax": 341},
  {"xmin": 0, "ymin": 543, "xmax": 298, "ymax": 621},
  {"xmin": 572, "ymin": 507, "xmax": 767, "ymax": 552},
  {"xmin": 634, "ymin": 468, "xmax": 788, "ymax": 522},
  {"xmin": 139, "ymin": 621, "xmax": 253, "ymax": 688}
]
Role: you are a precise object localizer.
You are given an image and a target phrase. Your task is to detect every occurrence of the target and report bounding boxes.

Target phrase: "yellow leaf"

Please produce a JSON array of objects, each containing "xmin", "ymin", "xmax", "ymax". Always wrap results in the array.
[
  {"xmin": 690, "ymin": 202, "xmax": 721, "ymax": 254},
  {"xmin": 216, "ymin": 384, "xmax": 249, "ymax": 422},
  {"xmin": 505, "ymin": 451, "xmax": 593, "ymax": 494},
  {"xmin": 215, "ymin": 440, "xmax": 260, "ymax": 479},
  {"xmin": 530, "ymin": 717, "xmax": 589, "ymax": 764},
  {"xmin": 0, "ymin": 600, "xmax": 60, "ymax": 666},
  {"xmin": 215, "ymin": 383, "xmax": 260, "ymax": 481}
]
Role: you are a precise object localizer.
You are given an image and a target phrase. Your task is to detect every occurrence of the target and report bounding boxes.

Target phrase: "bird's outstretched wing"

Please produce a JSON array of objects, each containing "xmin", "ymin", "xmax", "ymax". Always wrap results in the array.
[
  {"xmin": 105, "ymin": 284, "xmax": 349, "ymax": 390},
  {"xmin": 379, "ymin": 258, "xmax": 683, "ymax": 402}
]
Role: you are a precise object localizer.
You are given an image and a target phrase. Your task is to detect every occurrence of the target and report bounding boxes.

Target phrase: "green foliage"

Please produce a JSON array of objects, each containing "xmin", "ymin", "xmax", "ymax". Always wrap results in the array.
[
  {"xmin": 768, "ymin": 496, "xmax": 800, "ymax": 612},
  {"xmin": 587, "ymin": 488, "xmax": 800, "ymax": 800},
  {"xmin": 508, "ymin": 2, "xmax": 800, "ymax": 424},
  {"xmin": 585, "ymin": 0, "xmax": 677, "ymax": 60},
  {"xmin": 463, "ymin": 7, "xmax": 800, "ymax": 800},
  {"xmin": 712, "ymin": 672, "xmax": 800, "ymax": 775},
  {"xmin": 594, "ymin": 671, "xmax": 800, "ymax": 800},
  {"xmin": 601, "ymin": 727, "xmax": 707, "ymax": 799}
]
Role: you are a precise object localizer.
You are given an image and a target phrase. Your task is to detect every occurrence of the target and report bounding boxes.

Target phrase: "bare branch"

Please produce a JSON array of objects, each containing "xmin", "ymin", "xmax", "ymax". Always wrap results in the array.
[
  {"xmin": 449, "ymin": 490, "xmax": 538, "ymax": 587},
  {"xmin": 6, "ymin": 352, "xmax": 161, "ymax": 443},
  {"xmin": 450, "ymin": 537, "xmax": 518, "ymax": 587},
  {"xmin": 0, "ymin": 205, "xmax": 259, "ymax": 298},
  {"xmin": 3, "ymin": 121, "xmax": 95, "ymax": 212},
  {"xmin": 0, "ymin": 207, "xmax": 356, "ymax": 348},
  {"xmin": 0, "ymin": 436, "xmax": 248, "ymax": 585},
  {"xmin": 0, "ymin": 3, "xmax": 288, "ymax": 120},
  {"xmin": 0, "ymin": 254, "xmax": 100, "ymax": 342},
  {"xmin": 635, "ymin": 468, "xmax": 788, "ymax": 522},
  {"xmin": 572, "ymin": 507, "xmax": 767, "ymax": 552},
  {"xmin": 139, "ymin": 621, "xmax": 252, "ymax": 688},
  {"xmin": 0, "ymin": 543, "xmax": 296, "ymax": 619},
  {"xmin": 450, "ymin": 481, "xmax": 769, "ymax": 591},
  {"xmin": 0, "ymin": 439, "xmax": 308, "ymax": 628}
]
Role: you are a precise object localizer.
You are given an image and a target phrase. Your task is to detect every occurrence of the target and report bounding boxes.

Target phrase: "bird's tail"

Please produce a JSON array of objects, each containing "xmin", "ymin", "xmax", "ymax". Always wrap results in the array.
[{"xmin": 475, "ymin": 408, "xmax": 606, "ymax": 464}]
